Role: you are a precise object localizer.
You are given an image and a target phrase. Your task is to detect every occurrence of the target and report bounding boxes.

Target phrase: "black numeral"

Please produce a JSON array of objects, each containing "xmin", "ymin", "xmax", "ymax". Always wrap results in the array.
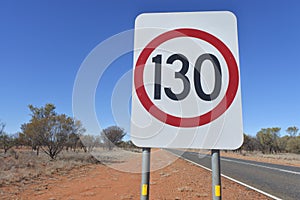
[
  {"xmin": 164, "ymin": 54, "xmax": 190, "ymax": 101},
  {"xmin": 152, "ymin": 54, "xmax": 162, "ymax": 99},
  {"xmin": 194, "ymin": 53, "xmax": 222, "ymax": 101}
]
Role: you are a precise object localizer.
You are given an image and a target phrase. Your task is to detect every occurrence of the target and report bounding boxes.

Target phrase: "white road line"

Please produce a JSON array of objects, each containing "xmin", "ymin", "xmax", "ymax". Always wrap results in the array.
[
  {"xmin": 221, "ymin": 157, "xmax": 300, "ymax": 175},
  {"xmin": 170, "ymin": 152, "xmax": 282, "ymax": 200}
]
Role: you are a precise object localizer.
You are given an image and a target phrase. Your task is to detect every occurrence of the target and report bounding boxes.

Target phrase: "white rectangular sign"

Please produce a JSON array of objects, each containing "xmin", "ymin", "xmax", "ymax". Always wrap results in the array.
[{"xmin": 131, "ymin": 11, "xmax": 243, "ymax": 149}]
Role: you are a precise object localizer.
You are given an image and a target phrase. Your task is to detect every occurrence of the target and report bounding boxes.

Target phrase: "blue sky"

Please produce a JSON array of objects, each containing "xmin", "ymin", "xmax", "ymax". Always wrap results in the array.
[{"xmin": 1, "ymin": 0, "xmax": 300, "ymax": 137}]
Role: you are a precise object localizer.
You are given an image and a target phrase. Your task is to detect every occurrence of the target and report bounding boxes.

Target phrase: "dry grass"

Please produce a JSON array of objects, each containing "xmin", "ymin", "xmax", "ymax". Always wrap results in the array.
[
  {"xmin": 0, "ymin": 148, "xmax": 100, "ymax": 187},
  {"xmin": 224, "ymin": 151, "xmax": 300, "ymax": 161},
  {"xmin": 221, "ymin": 150, "xmax": 300, "ymax": 167},
  {"xmin": 250, "ymin": 152, "xmax": 300, "ymax": 161},
  {"xmin": 90, "ymin": 147, "xmax": 140, "ymax": 164},
  {"xmin": 177, "ymin": 149, "xmax": 300, "ymax": 167}
]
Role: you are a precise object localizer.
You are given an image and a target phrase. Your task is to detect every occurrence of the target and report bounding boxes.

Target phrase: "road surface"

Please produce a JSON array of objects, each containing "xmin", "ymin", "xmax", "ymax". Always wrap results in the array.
[{"xmin": 168, "ymin": 149, "xmax": 300, "ymax": 200}]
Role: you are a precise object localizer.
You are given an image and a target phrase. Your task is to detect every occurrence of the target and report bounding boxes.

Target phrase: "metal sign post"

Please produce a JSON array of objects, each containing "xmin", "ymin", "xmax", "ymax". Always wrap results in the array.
[
  {"xmin": 211, "ymin": 149, "xmax": 221, "ymax": 200},
  {"xmin": 141, "ymin": 148, "xmax": 151, "ymax": 200}
]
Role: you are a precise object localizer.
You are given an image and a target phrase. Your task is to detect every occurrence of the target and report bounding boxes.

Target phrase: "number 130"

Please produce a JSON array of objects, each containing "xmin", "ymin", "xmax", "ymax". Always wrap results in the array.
[{"xmin": 152, "ymin": 53, "xmax": 222, "ymax": 101}]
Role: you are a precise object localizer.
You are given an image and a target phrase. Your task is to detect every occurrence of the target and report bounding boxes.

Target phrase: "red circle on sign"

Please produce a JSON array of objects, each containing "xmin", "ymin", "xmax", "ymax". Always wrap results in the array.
[{"xmin": 134, "ymin": 28, "xmax": 239, "ymax": 127}]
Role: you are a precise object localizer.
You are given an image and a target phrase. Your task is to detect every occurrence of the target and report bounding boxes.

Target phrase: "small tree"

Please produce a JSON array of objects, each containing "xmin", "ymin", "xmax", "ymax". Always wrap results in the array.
[
  {"xmin": 286, "ymin": 126, "xmax": 299, "ymax": 137},
  {"xmin": 240, "ymin": 134, "xmax": 259, "ymax": 152},
  {"xmin": 80, "ymin": 135, "xmax": 101, "ymax": 152},
  {"xmin": 101, "ymin": 126, "xmax": 126, "ymax": 150},
  {"xmin": 40, "ymin": 114, "xmax": 73, "ymax": 159},
  {"xmin": 66, "ymin": 133, "xmax": 81, "ymax": 152},
  {"xmin": 65, "ymin": 120, "xmax": 85, "ymax": 152},
  {"xmin": 0, "ymin": 121, "xmax": 14, "ymax": 153},
  {"xmin": 21, "ymin": 120, "xmax": 41, "ymax": 155},
  {"xmin": 278, "ymin": 135, "xmax": 289, "ymax": 153},
  {"xmin": 286, "ymin": 136, "xmax": 300, "ymax": 153},
  {"xmin": 22, "ymin": 104, "xmax": 85, "ymax": 159},
  {"xmin": 256, "ymin": 128, "xmax": 281, "ymax": 154},
  {"xmin": 0, "ymin": 132, "xmax": 14, "ymax": 154}
]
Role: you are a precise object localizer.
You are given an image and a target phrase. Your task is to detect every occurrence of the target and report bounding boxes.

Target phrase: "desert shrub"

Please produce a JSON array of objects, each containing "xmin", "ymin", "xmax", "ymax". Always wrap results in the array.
[
  {"xmin": 286, "ymin": 137, "xmax": 300, "ymax": 154},
  {"xmin": 21, "ymin": 104, "xmax": 86, "ymax": 159},
  {"xmin": 0, "ymin": 149, "xmax": 101, "ymax": 186},
  {"xmin": 101, "ymin": 126, "xmax": 126, "ymax": 150},
  {"xmin": 58, "ymin": 151, "xmax": 100, "ymax": 164}
]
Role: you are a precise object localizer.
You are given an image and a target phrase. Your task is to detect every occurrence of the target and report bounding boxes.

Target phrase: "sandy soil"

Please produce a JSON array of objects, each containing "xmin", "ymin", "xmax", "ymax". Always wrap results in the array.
[{"xmin": 0, "ymin": 149, "xmax": 272, "ymax": 200}]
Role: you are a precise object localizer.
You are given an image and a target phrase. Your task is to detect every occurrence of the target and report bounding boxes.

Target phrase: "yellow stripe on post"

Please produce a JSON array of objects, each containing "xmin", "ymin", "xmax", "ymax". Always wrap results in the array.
[
  {"xmin": 215, "ymin": 185, "xmax": 221, "ymax": 197},
  {"xmin": 142, "ymin": 184, "xmax": 148, "ymax": 196}
]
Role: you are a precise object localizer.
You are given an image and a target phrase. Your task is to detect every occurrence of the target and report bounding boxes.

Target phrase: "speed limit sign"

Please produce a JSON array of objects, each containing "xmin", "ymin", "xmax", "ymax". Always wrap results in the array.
[{"xmin": 131, "ymin": 11, "xmax": 243, "ymax": 149}]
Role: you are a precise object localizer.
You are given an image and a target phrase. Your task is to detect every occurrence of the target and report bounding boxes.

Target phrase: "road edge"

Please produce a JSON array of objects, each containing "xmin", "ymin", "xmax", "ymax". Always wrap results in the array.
[{"xmin": 171, "ymin": 151, "xmax": 282, "ymax": 200}]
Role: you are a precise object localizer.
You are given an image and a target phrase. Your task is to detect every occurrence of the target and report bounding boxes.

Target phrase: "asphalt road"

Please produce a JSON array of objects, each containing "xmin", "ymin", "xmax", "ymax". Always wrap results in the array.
[{"xmin": 168, "ymin": 149, "xmax": 300, "ymax": 200}]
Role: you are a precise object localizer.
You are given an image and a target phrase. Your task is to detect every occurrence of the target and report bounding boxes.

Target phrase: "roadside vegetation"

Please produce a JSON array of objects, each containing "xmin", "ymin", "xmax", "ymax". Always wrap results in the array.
[
  {"xmin": 0, "ymin": 104, "xmax": 137, "ymax": 158},
  {"xmin": 0, "ymin": 103, "xmax": 139, "ymax": 187},
  {"xmin": 239, "ymin": 127, "xmax": 300, "ymax": 154},
  {"xmin": 2, "ymin": 103, "xmax": 298, "ymax": 158},
  {"xmin": 0, "ymin": 103, "xmax": 299, "ymax": 188}
]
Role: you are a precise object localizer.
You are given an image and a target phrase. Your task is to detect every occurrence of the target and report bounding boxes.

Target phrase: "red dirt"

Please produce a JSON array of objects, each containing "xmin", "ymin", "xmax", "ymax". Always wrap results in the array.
[{"xmin": 0, "ymin": 150, "xmax": 272, "ymax": 200}]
